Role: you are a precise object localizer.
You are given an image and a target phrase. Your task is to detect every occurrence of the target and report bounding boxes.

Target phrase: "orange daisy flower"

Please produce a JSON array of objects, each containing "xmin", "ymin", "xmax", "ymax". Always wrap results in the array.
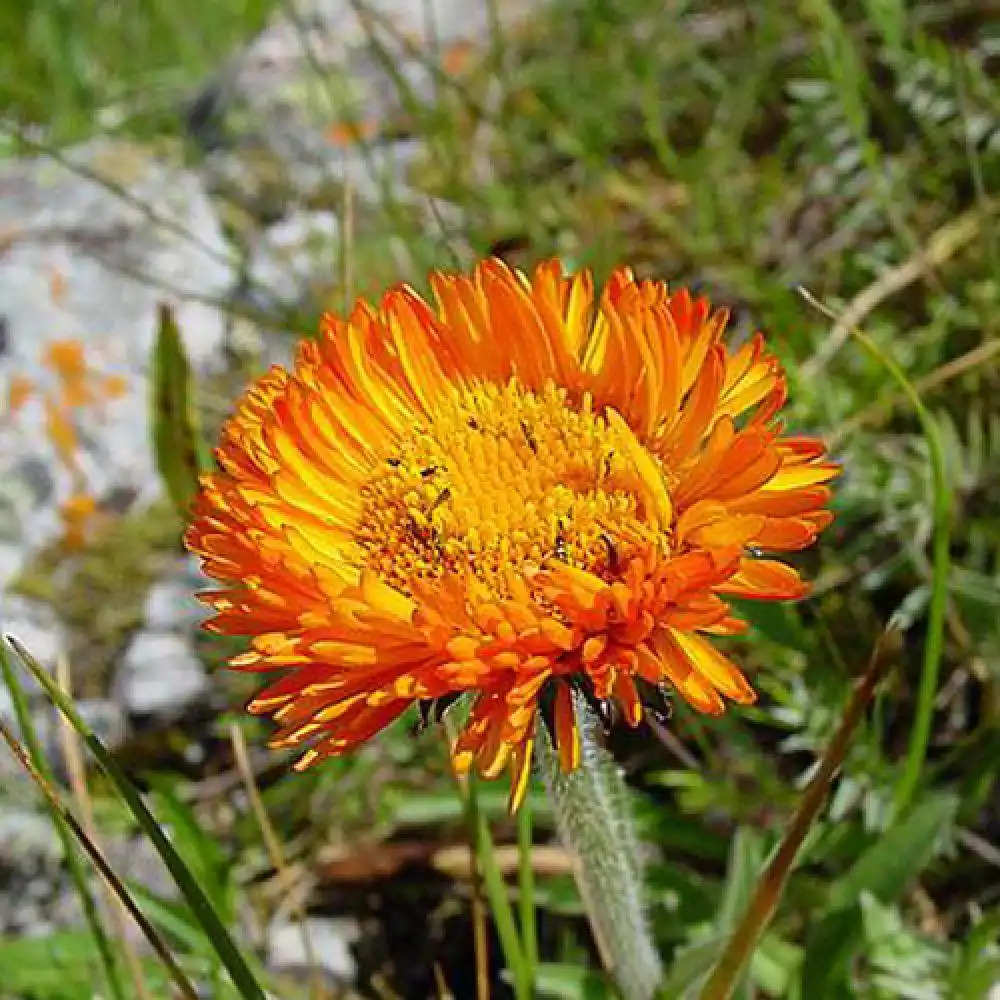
[{"xmin": 185, "ymin": 259, "xmax": 837, "ymax": 809}]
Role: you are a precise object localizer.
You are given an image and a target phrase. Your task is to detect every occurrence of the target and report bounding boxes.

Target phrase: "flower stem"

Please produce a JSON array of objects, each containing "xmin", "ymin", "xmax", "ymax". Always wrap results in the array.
[{"xmin": 538, "ymin": 700, "xmax": 664, "ymax": 1000}]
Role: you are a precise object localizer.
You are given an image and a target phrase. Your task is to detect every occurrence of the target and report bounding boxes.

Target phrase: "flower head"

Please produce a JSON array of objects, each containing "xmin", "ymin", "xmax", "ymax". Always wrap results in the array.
[{"xmin": 186, "ymin": 259, "xmax": 836, "ymax": 808}]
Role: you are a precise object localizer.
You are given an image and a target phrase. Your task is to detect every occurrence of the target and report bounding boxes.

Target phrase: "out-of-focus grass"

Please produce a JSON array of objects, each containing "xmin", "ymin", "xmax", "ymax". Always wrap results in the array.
[
  {"xmin": 0, "ymin": 0, "xmax": 275, "ymax": 145},
  {"xmin": 1, "ymin": 0, "xmax": 999, "ymax": 998}
]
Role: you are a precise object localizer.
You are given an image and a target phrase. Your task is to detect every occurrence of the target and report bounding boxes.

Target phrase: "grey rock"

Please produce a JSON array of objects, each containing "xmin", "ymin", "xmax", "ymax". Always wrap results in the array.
[
  {"xmin": 0, "ymin": 596, "xmax": 67, "ymax": 690},
  {"xmin": 113, "ymin": 631, "xmax": 208, "ymax": 716},
  {"xmin": 195, "ymin": 0, "xmax": 532, "ymax": 211},
  {"xmin": 0, "ymin": 811, "xmax": 62, "ymax": 864},
  {"xmin": 248, "ymin": 208, "xmax": 341, "ymax": 309},
  {"xmin": 267, "ymin": 915, "xmax": 361, "ymax": 983},
  {"xmin": 144, "ymin": 575, "xmax": 207, "ymax": 634}
]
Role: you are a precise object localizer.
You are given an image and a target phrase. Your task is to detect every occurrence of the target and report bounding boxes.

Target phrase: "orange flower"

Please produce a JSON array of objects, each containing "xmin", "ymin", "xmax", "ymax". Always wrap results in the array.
[{"xmin": 186, "ymin": 259, "xmax": 837, "ymax": 809}]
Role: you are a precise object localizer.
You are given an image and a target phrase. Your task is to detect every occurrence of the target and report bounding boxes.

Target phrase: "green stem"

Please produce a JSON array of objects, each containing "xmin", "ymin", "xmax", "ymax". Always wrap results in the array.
[
  {"xmin": 442, "ymin": 721, "xmax": 532, "ymax": 1000},
  {"xmin": 539, "ymin": 700, "xmax": 663, "ymax": 1000},
  {"xmin": 517, "ymin": 790, "xmax": 538, "ymax": 976},
  {"xmin": 468, "ymin": 773, "xmax": 533, "ymax": 1000}
]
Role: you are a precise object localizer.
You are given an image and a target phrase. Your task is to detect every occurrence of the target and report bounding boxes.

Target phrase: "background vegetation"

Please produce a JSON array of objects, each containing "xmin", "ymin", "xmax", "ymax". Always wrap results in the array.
[{"xmin": 1, "ymin": 0, "xmax": 998, "ymax": 997}]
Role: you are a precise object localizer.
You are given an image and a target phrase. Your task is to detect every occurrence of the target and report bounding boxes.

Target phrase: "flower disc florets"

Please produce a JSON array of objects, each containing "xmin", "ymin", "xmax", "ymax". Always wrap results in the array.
[{"xmin": 186, "ymin": 259, "xmax": 836, "ymax": 808}]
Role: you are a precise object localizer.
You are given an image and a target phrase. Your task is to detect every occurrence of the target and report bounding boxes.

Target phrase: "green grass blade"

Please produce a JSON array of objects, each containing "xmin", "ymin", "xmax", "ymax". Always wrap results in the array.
[
  {"xmin": 0, "ymin": 641, "xmax": 128, "ymax": 1000},
  {"xmin": 6, "ymin": 635, "xmax": 268, "ymax": 1000},
  {"xmin": 799, "ymin": 287, "xmax": 952, "ymax": 818},
  {"xmin": 517, "ymin": 784, "xmax": 538, "ymax": 977},
  {"xmin": 441, "ymin": 721, "xmax": 531, "ymax": 998},
  {"xmin": 0, "ymin": 715, "xmax": 200, "ymax": 1000},
  {"xmin": 469, "ymin": 772, "xmax": 533, "ymax": 1000}
]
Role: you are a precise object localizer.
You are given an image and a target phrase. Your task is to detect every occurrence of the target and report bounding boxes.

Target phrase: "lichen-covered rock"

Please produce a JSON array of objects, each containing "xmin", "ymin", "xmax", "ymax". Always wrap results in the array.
[{"xmin": 0, "ymin": 139, "xmax": 235, "ymax": 593}]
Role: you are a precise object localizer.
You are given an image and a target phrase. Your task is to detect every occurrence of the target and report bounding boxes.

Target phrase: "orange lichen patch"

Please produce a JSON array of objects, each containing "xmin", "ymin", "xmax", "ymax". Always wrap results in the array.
[
  {"xmin": 59, "ymin": 493, "xmax": 99, "ymax": 551},
  {"xmin": 325, "ymin": 119, "xmax": 380, "ymax": 148},
  {"xmin": 49, "ymin": 267, "xmax": 68, "ymax": 306},
  {"xmin": 185, "ymin": 258, "xmax": 837, "ymax": 810},
  {"xmin": 43, "ymin": 339, "xmax": 94, "ymax": 408},
  {"xmin": 442, "ymin": 40, "xmax": 476, "ymax": 76},
  {"xmin": 44, "ymin": 395, "xmax": 80, "ymax": 473},
  {"xmin": 6, "ymin": 375, "xmax": 33, "ymax": 416},
  {"xmin": 101, "ymin": 374, "xmax": 128, "ymax": 400}
]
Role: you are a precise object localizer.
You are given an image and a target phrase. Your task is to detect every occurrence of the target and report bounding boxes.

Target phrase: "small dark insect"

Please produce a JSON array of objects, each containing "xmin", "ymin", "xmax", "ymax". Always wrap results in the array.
[
  {"xmin": 601, "ymin": 450, "xmax": 615, "ymax": 479},
  {"xmin": 415, "ymin": 692, "xmax": 465, "ymax": 734},
  {"xmin": 520, "ymin": 419, "xmax": 538, "ymax": 453},
  {"xmin": 420, "ymin": 465, "xmax": 440, "ymax": 478},
  {"xmin": 599, "ymin": 533, "xmax": 620, "ymax": 573},
  {"xmin": 387, "ymin": 456, "xmax": 402, "ymax": 468},
  {"xmin": 467, "ymin": 417, "xmax": 480, "ymax": 430},
  {"xmin": 429, "ymin": 486, "xmax": 452, "ymax": 513},
  {"xmin": 553, "ymin": 518, "xmax": 570, "ymax": 561}
]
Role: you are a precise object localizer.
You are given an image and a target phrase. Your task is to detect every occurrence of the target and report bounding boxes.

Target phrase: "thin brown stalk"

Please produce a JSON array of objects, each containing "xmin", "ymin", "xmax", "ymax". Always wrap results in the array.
[
  {"xmin": 802, "ymin": 204, "xmax": 992, "ymax": 378},
  {"xmin": 470, "ymin": 857, "xmax": 492, "ymax": 1000},
  {"xmin": 694, "ymin": 630, "xmax": 899, "ymax": 1000},
  {"xmin": 54, "ymin": 656, "xmax": 152, "ymax": 1000},
  {"xmin": 228, "ymin": 723, "xmax": 323, "ymax": 1000}
]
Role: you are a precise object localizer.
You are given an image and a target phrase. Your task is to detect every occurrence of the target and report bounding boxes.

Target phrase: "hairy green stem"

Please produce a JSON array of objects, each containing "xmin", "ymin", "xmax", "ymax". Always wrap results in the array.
[{"xmin": 539, "ymin": 701, "xmax": 663, "ymax": 1000}]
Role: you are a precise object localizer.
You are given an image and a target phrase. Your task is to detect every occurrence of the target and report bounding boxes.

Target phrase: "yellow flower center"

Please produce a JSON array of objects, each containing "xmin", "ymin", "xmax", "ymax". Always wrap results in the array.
[{"xmin": 355, "ymin": 379, "xmax": 674, "ymax": 595}]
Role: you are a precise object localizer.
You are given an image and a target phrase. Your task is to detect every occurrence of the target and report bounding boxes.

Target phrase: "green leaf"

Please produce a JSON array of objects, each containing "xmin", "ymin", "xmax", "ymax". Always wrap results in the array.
[
  {"xmin": 657, "ymin": 939, "xmax": 728, "ymax": 1000},
  {"xmin": 827, "ymin": 793, "xmax": 957, "ymax": 910},
  {"xmin": 716, "ymin": 829, "xmax": 767, "ymax": 1000},
  {"xmin": 800, "ymin": 904, "xmax": 868, "ymax": 998},
  {"xmin": 535, "ymin": 963, "xmax": 616, "ymax": 999},
  {"xmin": 152, "ymin": 303, "xmax": 210, "ymax": 518},
  {"xmin": 801, "ymin": 794, "xmax": 958, "ymax": 998}
]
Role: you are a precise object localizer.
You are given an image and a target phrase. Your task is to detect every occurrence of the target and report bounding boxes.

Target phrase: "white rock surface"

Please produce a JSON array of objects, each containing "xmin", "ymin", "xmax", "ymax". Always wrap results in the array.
[
  {"xmin": 267, "ymin": 915, "xmax": 361, "ymax": 983},
  {"xmin": 113, "ymin": 632, "xmax": 208, "ymax": 716}
]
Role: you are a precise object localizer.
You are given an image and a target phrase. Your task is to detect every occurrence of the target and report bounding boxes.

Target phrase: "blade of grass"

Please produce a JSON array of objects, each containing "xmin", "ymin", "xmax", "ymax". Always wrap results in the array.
[
  {"xmin": 0, "ymin": 641, "xmax": 127, "ymax": 1000},
  {"xmin": 517, "ymin": 790, "xmax": 538, "ymax": 978},
  {"xmin": 693, "ymin": 628, "xmax": 899, "ymax": 1000},
  {"xmin": 6, "ymin": 634, "xmax": 268, "ymax": 1000},
  {"xmin": 799, "ymin": 287, "xmax": 952, "ymax": 818},
  {"xmin": 442, "ymin": 718, "xmax": 532, "ymax": 1000},
  {"xmin": 0, "ymin": 714, "xmax": 200, "ymax": 1000},
  {"xmin": 54, "ymin": 655, "xmax": 153, "ymax": 1000}
]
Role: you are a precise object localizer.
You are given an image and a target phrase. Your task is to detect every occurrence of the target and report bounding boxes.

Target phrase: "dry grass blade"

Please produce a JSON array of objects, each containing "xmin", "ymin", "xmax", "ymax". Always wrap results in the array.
[
  {"xmin": 229, "ymin": 722, "xmax": 323, "ymax": 1000},
  {"xmin": 802, "ymin": 203, "xmax": 993, "ymax": 377},
  {"xmin": 6, "ymin": 634, "xmax": 268, "ymax": 1000},
  {"xmin": 694, "ymin": 629, "xmax": 900, "ymax": 1000},
  {"xmin": 0, "ymin": 715, "xmax": 201, "ymax": 1000},
  {"xmin": 55, "ymin": 655, "xmax": 153, "ymax": 1000}
]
